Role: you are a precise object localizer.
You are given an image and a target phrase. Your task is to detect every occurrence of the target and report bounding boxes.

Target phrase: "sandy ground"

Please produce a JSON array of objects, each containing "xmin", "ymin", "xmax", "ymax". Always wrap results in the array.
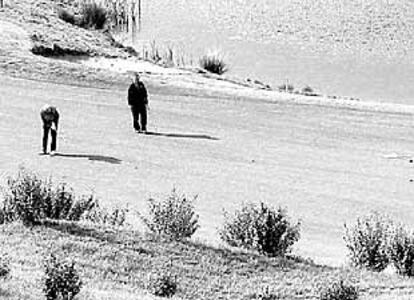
[{"xmin": 0, "ymin": 74, "xmax": 413, "ymax": 266}]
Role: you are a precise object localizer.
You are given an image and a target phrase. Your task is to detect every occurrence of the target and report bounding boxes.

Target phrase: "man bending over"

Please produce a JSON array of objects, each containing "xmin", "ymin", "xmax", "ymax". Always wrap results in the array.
[{"xmin": 40, "ymin": 104, "xmax": 59, "ymax": 155}]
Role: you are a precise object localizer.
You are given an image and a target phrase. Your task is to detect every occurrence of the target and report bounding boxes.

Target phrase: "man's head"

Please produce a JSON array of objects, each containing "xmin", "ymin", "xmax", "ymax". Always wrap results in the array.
[{"xmin": 134, "ymin": 73, "xmax": 141, "ymax": 85}]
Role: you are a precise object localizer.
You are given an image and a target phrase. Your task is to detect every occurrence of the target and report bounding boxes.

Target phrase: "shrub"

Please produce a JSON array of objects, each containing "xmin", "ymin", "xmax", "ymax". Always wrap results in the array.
[
  {"xmin": 220, "ymin": 202, "xmax": 300, "ymax": 257},
  {"xmin": 140, "ymin": 189, "xmax": 199, "ymax": 240},
  {"xmin": 251, "ymin": 286, "xmax": 282, "ymax": 300},
  {"xmin": 278, "ymin": 83, "xmax": 294, "ymax": 93},
  {"xmin": 343, "ymin": 212, "xmax": 392, "ymax": 271},
  {"xmin": 79, "ymin": 2, "xmax": 107, "ymax": 29},
  {"xmin": 319, "ymin": 279, "xmax": 359, "ymax": 300},
  {"xmin": 58, "ymin": 8, "xmax": 76, "ymax": 25},
  {"xmin": 1, "ymin": 168, "xmax": 98, "ymax": 225},
  {"xmin": 43, "ymin": 183, "xmax": 75, "ymax": 221},
  {"xmin": 82, "ymin": 204, "xmax": 127, "ymax": 226},
  {"xmin": 302, "ymin": 86, "xmax": 314, "ymax": 95},
  {"xmin": 199, "ymin": 52, "xmax": 228, "ymax": 75},
  {"xmin": 64, "ymin": 194, "xmax": 97, "ymax": 222},
  {"xmin": 43, "ymin": 254, "xmax": 82, "ymax": 300},
  {"xmin": 389, "ymin": 224, "xmax": 414, "ymax": 276},
  {"xmin": 0, "ymin": 207, "xmax": 5, "ymax": 225},
  {"xmin": 0, "ymin": 253, "xmax": 10, "ymax": 279},
  {"xmin": 147, "ymin": 268, "xmax": 177, "ymax": 298},
  {"xmin": 2, "ymin": 167, "xmax": 52, "ymax": 225}
]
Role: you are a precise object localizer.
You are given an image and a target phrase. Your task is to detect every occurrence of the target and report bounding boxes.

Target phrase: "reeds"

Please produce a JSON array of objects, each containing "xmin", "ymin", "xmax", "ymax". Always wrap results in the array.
[{"xmin": 79, "ymin": 0, "xmax": 141, "ymax": 33}]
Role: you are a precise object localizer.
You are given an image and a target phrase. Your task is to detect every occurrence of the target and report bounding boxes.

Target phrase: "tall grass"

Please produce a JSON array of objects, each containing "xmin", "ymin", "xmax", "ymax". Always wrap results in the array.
[
  {"xmin": 79, "ymin": 2, "xmax": 108, "ymax": 29},
  {"xmin": 140, "ymin": 41, "xmax": 192, "ymax": 67},
  {"xmin": 87, "ymin": 0, "xmax": 141, "ymax": 33},
  {"xmin": 0, "ymin": 167, "xmax": 126, "ymax": 227},
  {"xmin": 199, "ymin": 51, "xmax": 229, "ymax": 75}
]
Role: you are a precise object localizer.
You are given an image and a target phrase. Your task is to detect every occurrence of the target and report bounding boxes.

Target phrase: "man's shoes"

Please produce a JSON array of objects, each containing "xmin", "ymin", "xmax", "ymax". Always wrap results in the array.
[{"xmin": 50, "ymin": 151, "xmax": 56, "ymax": 156}]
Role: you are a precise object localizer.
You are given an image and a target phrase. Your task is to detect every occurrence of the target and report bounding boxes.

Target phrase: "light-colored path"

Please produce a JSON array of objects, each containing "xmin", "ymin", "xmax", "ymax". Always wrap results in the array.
[{"xmin": 0, "ymin": 75, "xmax": 413, "ymax": 265}]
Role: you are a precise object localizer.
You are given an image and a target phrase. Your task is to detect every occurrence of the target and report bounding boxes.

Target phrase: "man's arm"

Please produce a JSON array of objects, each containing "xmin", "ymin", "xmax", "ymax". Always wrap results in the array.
[{"xmin": 54, "ymin": 113, "xmax": 59, "ymax": 130}]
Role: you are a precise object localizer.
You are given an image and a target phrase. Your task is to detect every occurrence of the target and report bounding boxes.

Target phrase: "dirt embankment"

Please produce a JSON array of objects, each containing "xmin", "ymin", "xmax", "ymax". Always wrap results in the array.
[
  {"xmin": 0, "ymin": 0, "xmax": 273, "ymax": 97},
  {"xmin": 0, "ymin": 0, "xmax": 143, "ymax": 88}
]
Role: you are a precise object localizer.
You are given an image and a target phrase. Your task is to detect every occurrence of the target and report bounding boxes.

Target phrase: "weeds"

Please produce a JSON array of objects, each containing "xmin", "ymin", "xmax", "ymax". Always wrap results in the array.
[
  {"xmin": 389, "ymin": 223, "xmax": 414, "ymax": 276},
  {"xmin": 220, "ymin": 202, "xmax": 300, "ymax": 257},
  {"xmin": 1, "ymin": 167, "xmax": 52, "ymax": 225},
  {"xmin": 319, "ymin": 279, "xmax": 359, "ymax": 300},
  {"xmin": 58, "ymin": 8, "xmax": 76, "ymax": 25},
  {"xmin": 199, "ymin": 51, "xmax": 228, "ymax": 75},
  {"xmin": 1, "ymin": 168, "xmax": 98, "ymax": 225},
  {"xmin": 250, "ymin": 286, "xmax": 282, "ymax": 300},
  {"xmin": 43, "ymin": 254, "xmax": 82, "ymax": 300},
  {"xmin": 147, "ymin": 262, "xmax": 177, "ymax": 298},
  {"xmin": 344, "ymin": 212, "xmax": 392, "ymax": 271},
  {"xmin": 147, "ymin": 273, "xmax": 177, "ymax": 297},
  {"xmin": 0, "ymin": 253, "xmax": 10, "ymax": 279},
  {"xmin": 278, "ymin": 83, "xmax": 295, "ymax": 93},
  {"xmin": 79, "ymin": 2, "xmax": 107, "ymax": 30},
  {"xmin": 82, "ymin": 204, "xmax": 127, "ymax": 226},
  {"xmin": 139, "ymin": 188, "xmax": 199, "ymax": 241}
]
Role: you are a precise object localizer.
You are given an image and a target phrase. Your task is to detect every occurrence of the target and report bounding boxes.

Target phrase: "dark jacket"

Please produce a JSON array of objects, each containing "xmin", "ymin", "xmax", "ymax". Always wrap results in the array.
[
  {"xmin": 128, "ymin": 82, "xmax": 148, "ymax": 107},
  {"xmin": 40, "ymin": 105, "xmax": 59, "ymax": 129}
]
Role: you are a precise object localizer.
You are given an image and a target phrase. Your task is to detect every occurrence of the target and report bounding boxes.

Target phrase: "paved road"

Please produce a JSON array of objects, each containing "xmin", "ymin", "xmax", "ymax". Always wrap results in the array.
[{"xmin": 0, "ymin": 75, "xmax": 413, "ymax": 265}]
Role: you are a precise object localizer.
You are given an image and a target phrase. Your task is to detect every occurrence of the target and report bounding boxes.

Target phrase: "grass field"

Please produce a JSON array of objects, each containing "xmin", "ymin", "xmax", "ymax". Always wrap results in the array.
[{"xmin": 0, "ymin": 75, "xmax": 413, "ymax": 267}]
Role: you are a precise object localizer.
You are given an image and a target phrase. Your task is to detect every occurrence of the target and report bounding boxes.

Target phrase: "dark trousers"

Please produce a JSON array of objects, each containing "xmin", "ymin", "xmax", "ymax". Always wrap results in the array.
[
  {"xmin": 130, "ymin": 105, "xmax": 147, "ymax": 131},
  {"xmin": 43, "ymin": 126, "xmax": 57, "ymax": 153}
]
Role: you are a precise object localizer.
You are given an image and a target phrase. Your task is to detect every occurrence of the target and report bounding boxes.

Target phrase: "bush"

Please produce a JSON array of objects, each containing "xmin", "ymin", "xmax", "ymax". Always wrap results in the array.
[
  {"xmin": 43, "ymin": 254, "xmax": 82, "ymax": 300},
  {"xmin": 82, "ymin": 204, "xmax": 127, "ymax": 226},
  {"xmin": 344, "ymin": 212, "xmax": 392, "ymax": 271},
  {"xmin": 79, "ymin": 2, "xmax": 107, "ymax": 29},
  {"xmin": 140, "ymin": 189, "xmax": 199, "ymax": 241},
  {"xmin": 319, "ymin": 279, "xmax": 359, "ymax": 300},
  {"xmin": 389, "ymin": 224, "xmax": 414, "ymax": 276},
  {"xmin": 302, "ymin": 86, "xmax": 314, "ymax": 95},
  {"xmin": 1, "ymin": 168, "xmax": 52, "ymax": 225},
  {"xmin": 0, "ymin": 253, "xmax": 10, "ymax": 279},
  {"xmin": 199, "ymin": 52, "xmax": 228, "ymax": 75},
  {"xmin": 147, "ymin": 268, "xmax": 177, "ymax": 298},
  {"xmin": 250, "ymin": 286, "xmax": 282, "ymax": 300},
  {"xmin": 220, "ymin": 202, "xmax": 300, "ymax": 257},
  {"xmin": 278, "ymin": 83, "xmax": 294, "ymax": 93},
  {"xmin": 58, "ymin": 8, "xmax": 76, "ymax": 25},
  {"xmin": 1, "ymin": 168, "xmax": 98, "ymax": 225}
]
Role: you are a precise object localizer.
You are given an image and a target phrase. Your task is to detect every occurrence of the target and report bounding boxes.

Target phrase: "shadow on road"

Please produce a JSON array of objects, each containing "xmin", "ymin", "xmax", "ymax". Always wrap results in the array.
[
  {"xmin": 54, "ymin": 153, "xmax": 122, "ymax": 164},
  {"xmin": 144, "ymin": 131, "xmax": 219, "ymax": 140}
]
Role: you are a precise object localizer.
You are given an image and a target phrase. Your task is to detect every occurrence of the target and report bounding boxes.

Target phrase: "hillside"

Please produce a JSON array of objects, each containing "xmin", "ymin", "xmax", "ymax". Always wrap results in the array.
[{"xmin": 2, "ymin": 221, "xmax": 414, "ymax": 300}]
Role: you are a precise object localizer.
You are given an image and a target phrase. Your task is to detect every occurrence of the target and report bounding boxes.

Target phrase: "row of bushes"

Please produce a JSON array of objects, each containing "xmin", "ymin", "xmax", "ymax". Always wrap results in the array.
[
  {"xmin": 0, "ymin": 168, "xmax": 127, "ymax": 227},
  {"xmin": 2, "ymin": 168, "xmax": 414, "ymax": 278},
  {"xmin": 1, "ymin": 169, "xmax": 413, "ymax": 299}
]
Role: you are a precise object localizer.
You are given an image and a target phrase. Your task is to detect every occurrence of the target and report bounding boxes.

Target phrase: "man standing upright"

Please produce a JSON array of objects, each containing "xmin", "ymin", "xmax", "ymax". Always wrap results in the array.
[
  {"xmin": 128, "ymin": 73, "xmax": 149, "ymax": 133},
  {"xmin": 40, "ymin": 104, "xmax": 59, "ymax": 155}
]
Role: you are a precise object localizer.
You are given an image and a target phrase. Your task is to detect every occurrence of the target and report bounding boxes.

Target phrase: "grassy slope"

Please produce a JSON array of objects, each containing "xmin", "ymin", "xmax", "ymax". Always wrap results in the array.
[{"xmin": 1, "ymin": 221, "xmax": 414, "ymax": 300}]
